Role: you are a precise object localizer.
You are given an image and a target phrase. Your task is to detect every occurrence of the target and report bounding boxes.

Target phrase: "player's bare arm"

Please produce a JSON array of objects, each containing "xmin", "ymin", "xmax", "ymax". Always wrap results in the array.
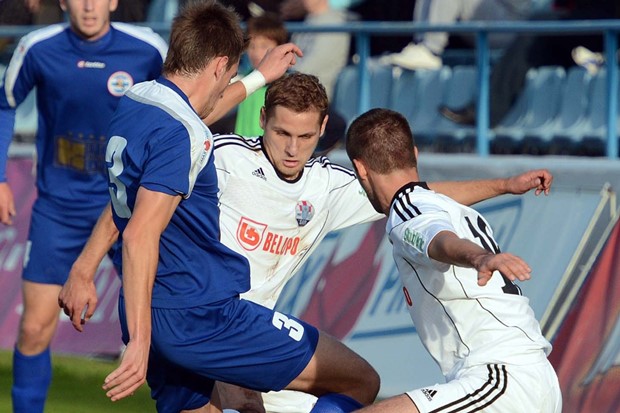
[
  {"xmin": 0, "ymin": 182, "xmax": 16, "ymax": 225},
  {"xmin": 203, "ymin": 43, "xmax": 302, "ymax": 125},
  {"xmin": 103, "ymin": 188, "xmax": 180, "ymax": 402},
  {"xmin": 58, "ymin": 204, "xmax": 119, "ymax": 332},
  {"xmin": 428, "ymin": 169, "xmax": 553, "ymax": 206},
  {"xmin": 428, "ymin": 230, "xmax": 531, "ymax": 286}
]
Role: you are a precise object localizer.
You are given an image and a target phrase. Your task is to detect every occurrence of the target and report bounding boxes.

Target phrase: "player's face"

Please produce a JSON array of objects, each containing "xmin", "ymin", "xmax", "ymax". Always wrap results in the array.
[
  {"xmin": 248, "ymin": 35, "xmax": 278, "ymax": 69},
  {"xmin": 61, "ymin": 0, "xmax": 118, "ymax": 41},
  {"xmin": 261, "ymin": 106, "xmax": 327, "ymax": 181}
]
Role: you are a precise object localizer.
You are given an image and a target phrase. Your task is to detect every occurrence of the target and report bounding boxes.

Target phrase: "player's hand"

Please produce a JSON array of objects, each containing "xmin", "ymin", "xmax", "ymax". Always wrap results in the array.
[
  {"xmin": 505, "ymin": 169, "xmax": 552, "ymax": 196},
  {"xmin": 103, "ymin": 340, "xmax": 149, "ymax": 402},
  {"xmin": 474, "ymin": 253, "xmax": 531, "ymax": 286},
  {"xmin": 58, "ymin": 267, "xmax": 99, "ymax": 332},
  {"xmin": 256, "ymin": 42, "xmax": 303, "ymax": 84},
  {"xmin": 0, "ymin": 182, "xmax": 16, "ymax": 225}
]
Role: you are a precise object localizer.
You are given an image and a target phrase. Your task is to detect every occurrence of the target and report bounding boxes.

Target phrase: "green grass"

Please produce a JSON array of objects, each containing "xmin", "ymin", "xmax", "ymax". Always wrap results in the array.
[{"xmin": 0, "ymin": 350, "xmax": 156, "ymax": 412}]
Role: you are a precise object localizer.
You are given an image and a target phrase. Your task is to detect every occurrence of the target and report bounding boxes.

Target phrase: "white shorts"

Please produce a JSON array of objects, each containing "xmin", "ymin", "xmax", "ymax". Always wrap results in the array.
[
  {"xmin": 262, "ymin": 389, "xmax": 318, "ymax": 413},
  {"xmin": 407, "ymin": 360, "xmax": 562, "ymax": 413}
]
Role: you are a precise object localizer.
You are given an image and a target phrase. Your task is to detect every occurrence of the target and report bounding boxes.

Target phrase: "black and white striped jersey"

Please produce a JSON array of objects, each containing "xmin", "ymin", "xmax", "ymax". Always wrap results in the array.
[{"xmin": 387, "ymin": 182, "xmax": 551, "ymax": 381}]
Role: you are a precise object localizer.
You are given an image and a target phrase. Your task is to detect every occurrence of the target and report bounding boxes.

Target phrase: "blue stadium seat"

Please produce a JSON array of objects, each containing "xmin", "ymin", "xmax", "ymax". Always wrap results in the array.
[
  {"xmin": 539, "ymin": 67, "xmax": 592, "ymax": 155},
  {"xmin": 492, "ymin": 66, "xmax": 565, "ymax": 154},
  {"xmin": 389, "ymin": 67, "xmax": 451, "ymax": 148},
  {"xmin": 332, "ymin": 60, "xmax": 394, "ymax": 126},
  {"xmin": 433, "ymin": 65, "xmax": 478, "ymax": 152},
  {"xmin": 559, "ymin": 69, "xmax": 620, "ymax": 156}
]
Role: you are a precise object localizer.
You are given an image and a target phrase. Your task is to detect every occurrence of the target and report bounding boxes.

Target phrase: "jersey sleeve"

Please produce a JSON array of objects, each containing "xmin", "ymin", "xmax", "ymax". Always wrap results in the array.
[
  {"xmin": 397, "ymin": 199, "xmax": 455, "ymax": 272},
  {"xmin": 0, "ymin": 38, "xmax": 39, "ymax": 181},
  {"xmin": 141, "ymin": 121, "xmax": 211, "ymax": 198},
  {"xmin": 326, "ymin": 162, "xmax": 384, "ymax": 231}
]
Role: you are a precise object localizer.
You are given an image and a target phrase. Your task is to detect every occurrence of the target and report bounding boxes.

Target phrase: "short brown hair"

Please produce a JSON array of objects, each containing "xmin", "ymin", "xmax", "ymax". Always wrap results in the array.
[
  {"xmin": 346, "ymin": 108, "xmax": 417, "ymax": 174},
  {"xmin": 247, "ymin": 13, "xmax": 288, "ymax": 46},
  {"xmin": 163, "ymin": 1, "xmax": 247, "ymax": 76},
  {"xmin": 264, "ymin": 73, "xmax": 329, "ymax": 125}
]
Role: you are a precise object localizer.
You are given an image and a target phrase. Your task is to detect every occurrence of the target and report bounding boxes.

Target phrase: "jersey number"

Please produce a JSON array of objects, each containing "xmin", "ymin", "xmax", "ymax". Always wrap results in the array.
[
  {"xmin": 106, "ymin": 136, "xmax": 131, "ymax": 218},
  {"xmin": 272, "ymin": 312, "xmax": 304, "ymax": 342},
  {"xmin": 465, "ymin": 216, "xmax": 521, "ymax": 295}
]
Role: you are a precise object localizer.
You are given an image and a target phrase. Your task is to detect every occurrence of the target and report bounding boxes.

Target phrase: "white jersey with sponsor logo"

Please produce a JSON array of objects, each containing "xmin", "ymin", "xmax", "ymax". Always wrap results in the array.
[
  {"xmin": 214, "ymin": 134, "xmax": 382, "ymax": 310},
  {"xmin": 387, "ymin": 182, "xmax": 552, "ymax": 381}
]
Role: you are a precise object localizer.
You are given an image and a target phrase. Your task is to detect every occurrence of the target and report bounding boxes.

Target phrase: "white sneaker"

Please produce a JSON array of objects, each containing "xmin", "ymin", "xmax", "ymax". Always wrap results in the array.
[
  {"xmin": 389, "ymin": 43, "xmax": 442, "ymax": 70},
  {"xmin": 572, "ymin": 46, "xmax": 604, "ymax": 75}
]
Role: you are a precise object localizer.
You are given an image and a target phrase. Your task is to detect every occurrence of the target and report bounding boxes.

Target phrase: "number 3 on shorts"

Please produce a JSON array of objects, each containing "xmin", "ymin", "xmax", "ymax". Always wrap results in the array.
[{"xmin": 272, "ymin": 312, "xmax": 304, "ymax": 342}]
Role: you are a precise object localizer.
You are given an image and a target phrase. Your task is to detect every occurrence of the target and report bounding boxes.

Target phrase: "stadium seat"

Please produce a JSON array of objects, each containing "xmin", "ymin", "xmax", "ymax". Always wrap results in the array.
[
  {"xmin": 562, "ymin": 69, "xmax": 620, "ymax": 156},
  {"xmin": 541, "ymin": 67, "xmax": 592, "ymax": 155},
  {"xmin": 432, "ymin": 65, "xmax": 478, "ymax": 152},
  {"xmin": 492, "ymin": 66, "xmax": 565, "ymax": 154},
  {"xmin": 389, "ymin": 67, "xmax": 451, "ymax": 148},
  {"xmin": 332, "ymin": 60, "xmax": 394, "ymax": 126}
]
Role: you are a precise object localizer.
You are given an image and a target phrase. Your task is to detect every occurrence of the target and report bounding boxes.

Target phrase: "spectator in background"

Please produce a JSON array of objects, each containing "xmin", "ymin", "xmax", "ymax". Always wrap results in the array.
[
  {"xmin": 387, "ymin": 0, "xmax": 532, "ymax": 70},
  {"xmin": 439, "ymin": 0, "xmax": 620, "ymax": 130},
  {"xmin": 0, "ymin": 1, "xmax": 167, "ymax": 412},
  {"xmin": 290, "ymin": 0, "xmax": 350, "ymax": 100}
]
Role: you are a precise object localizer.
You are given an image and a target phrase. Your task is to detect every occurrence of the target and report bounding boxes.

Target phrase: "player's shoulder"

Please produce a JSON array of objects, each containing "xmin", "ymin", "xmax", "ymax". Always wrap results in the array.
[
  {"xmin": 213, "ymin": 134, "xmax": 262, "ymax": 152},
  {"xmin": 111, "ymin": 22, "xmax": 167, "ymax": 59},
  {"xmin": 305, "ymin": 155, "xmax": 356, "ymax": 179},
  {"xmin": 15, "ymin": 23, "xmax": 67, "ymax": 55}
]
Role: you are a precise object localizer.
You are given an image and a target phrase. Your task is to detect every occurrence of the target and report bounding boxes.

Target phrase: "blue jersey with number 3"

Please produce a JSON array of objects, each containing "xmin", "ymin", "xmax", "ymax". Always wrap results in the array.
[{"xmin": 106, "ymin": 77, "xmax": 250, "ymax": 308}]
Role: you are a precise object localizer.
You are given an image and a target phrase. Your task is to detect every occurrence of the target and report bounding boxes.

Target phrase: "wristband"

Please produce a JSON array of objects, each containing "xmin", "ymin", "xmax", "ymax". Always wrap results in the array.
[{"xmin": 240, "ymin": 70, "xmax": 266, "ymax": 96}]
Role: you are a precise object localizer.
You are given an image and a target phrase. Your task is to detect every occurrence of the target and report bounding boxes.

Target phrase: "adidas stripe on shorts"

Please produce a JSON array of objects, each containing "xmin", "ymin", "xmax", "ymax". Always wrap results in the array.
[{"xmin": 406, "ymin": 360, "xmax": 562, "ymax": 413}]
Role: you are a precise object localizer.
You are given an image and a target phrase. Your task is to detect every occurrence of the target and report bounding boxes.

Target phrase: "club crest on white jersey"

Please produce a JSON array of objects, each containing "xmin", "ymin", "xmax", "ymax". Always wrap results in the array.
[{"xmin": 295, "ymin": 200, "xmax": 314, "ymax": 227}]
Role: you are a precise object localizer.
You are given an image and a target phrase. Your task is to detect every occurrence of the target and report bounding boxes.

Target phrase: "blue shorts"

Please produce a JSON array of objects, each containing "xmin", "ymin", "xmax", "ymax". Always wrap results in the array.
[
  {"xmin": 23, "ymin": 196, "xmax": 109, "ymax": 285},
  {"xmin": 118, "ymin": 295, "xmax": 319, "ymax": 413}
]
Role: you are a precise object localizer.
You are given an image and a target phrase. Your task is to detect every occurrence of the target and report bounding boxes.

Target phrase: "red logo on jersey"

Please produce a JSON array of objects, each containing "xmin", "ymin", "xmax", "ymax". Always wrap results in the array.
[
  {"xmin": 204, "ymin": 139, "xmax": 211, "ymax": 152},
  {"xmin": 403, "ymin": 286, "xmax": 413, "ymax": 307},
  {"xmin": 236, "ymin": 217, "xmax": 300, "ymax": 255},
  {"xmin": 237, "ymin": 217, "xmax": 267, "ymax": 251}
]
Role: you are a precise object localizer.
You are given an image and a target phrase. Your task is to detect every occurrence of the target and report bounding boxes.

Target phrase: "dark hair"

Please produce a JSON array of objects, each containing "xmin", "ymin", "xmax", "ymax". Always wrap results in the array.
[
  {"xmin": 346, "ymin": 108, "xmax": 417, "ymax": 174},
  {"xmin": 163, "ymin": 0, "xmax": 247, "ymax": 76},
  {"xmin": 264, "ymin": 73, "xmax": 329, "ymax": 124},
  {"xmin": 246, "ymin": 13, "xmax": 288, "ymax": 46}
]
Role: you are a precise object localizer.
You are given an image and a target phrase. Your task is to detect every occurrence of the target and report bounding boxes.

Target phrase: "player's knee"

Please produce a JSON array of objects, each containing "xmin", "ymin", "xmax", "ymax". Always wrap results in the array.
[
  {"xmin": 358, "ymin": 365, "xmax": 380, "ymax": 402},
  {"xmin": 17, "ymin": 319, "xmax": 55, "ymax": 353}
]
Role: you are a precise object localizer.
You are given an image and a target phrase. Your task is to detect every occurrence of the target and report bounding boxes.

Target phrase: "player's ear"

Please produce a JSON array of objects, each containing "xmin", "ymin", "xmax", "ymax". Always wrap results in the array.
[
  {"xmin": 59, "ymin": 0, "xmax": 67, "ymax": 12},
  {"xmin": 214, "ymin": 56, "xmax": 230, "ymax": 80},
  {"xmin": 259, "ymin": 107, "xmax": 267, "ymax": 130},
  {"xmin": 319, "ymin": 114, "xmax": 329, "ymax": 137},
  {"xmin": 352, "ymin": 159, "xmax": 368, "ymax": 180},
  {"xmin": 109, "ymin": 0, "xmax": 119, "ymax": 13}
]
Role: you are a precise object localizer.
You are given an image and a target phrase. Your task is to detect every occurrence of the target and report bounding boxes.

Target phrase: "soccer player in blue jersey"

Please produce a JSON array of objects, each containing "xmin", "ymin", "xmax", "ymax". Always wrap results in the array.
[
  {"xmin": 98, "ymin": 2, "xmax": 379, "ymax": 412},
  {"xmin": 0, "ymin": 1, "xmax": 166, "ymax": 412}
]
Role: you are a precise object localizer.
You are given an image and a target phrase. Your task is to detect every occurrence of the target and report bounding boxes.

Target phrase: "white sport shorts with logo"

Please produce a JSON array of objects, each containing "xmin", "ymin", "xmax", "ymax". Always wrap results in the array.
[{"xmin": 406, "ymin": 360, "xmax": 562, "ymax": 413}]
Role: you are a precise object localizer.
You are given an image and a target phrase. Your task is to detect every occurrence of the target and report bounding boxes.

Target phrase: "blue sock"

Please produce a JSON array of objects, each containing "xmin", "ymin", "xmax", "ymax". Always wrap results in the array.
[
  {"xmin": 311, "ymin": 393, "xmax": 364, "ymax": 413},
  {"xmin": 12, "ymin": 347, "xmax": 52, "ymax": 413}
]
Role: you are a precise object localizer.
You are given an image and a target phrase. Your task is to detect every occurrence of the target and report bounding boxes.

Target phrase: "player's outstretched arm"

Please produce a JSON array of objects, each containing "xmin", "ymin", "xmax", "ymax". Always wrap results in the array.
[
  {"xmin": 428, "ymin": 169, "xmax": 553, "ymax": 206},
  {"xmin": 203, "ymin": 43, "xmax": 302, "ymax": 125},
  {"xmin": 59, "ymin": 204, "xmax": 119, "ymax": 332},
  {"xmin": 428, "ymin": 231, "xmax": 531, "ymax": 286}
]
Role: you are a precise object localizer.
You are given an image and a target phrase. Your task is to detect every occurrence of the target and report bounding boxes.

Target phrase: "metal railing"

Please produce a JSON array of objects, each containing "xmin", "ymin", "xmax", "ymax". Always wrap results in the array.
[{"xmin": 2, "ymin": 19, "xmax": 620, "ymax": 157}]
